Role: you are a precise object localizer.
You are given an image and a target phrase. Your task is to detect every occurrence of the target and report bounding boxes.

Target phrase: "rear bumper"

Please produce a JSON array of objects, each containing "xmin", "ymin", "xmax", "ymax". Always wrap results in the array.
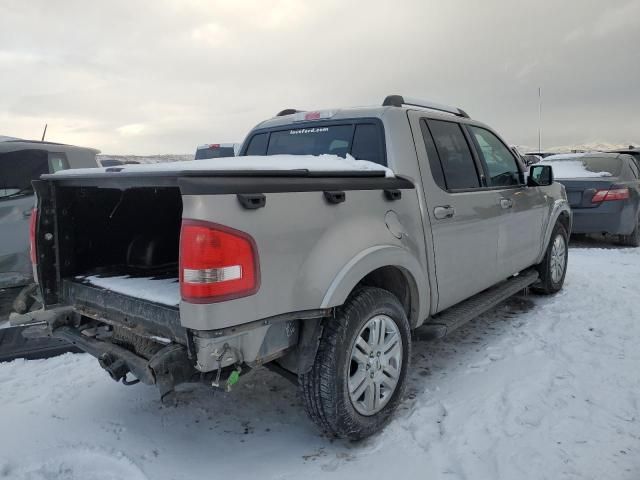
[
  {"xmin": 571, "ymin": 202, "xmax": 637, "ymax": 235},
  {"xmin": 24, "ymin": 306, "xmax": 196, "ymax": 398},
  {"xmin": 25, "ymin": 297, "xmax": 309, "ymax": 396}
]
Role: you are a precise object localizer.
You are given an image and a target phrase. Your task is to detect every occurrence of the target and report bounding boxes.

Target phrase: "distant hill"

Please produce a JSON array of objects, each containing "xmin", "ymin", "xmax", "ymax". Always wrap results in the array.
[{"xmin": 515, "ymin": 142, "xmax": 639, "ymax": 154}]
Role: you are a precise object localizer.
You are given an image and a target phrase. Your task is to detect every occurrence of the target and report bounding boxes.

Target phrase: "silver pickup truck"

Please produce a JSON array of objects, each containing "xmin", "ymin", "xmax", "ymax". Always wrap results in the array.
[{"xmin": 28, "ymin": 96, "xmax": 571, "ymax": 439}]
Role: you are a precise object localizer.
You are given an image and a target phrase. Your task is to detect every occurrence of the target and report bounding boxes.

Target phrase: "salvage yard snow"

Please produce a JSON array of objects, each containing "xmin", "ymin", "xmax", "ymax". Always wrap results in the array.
[
  {"xmin": 1, "ymin": 242, "xmax": 639, "ymax": 480},
  {"xmin": 77, "ymin": 275, "xmax": 180, "ymax": 306},
  {"xmin": 57, "ymin": 153, "xmax": 395, "ymax": 177}
]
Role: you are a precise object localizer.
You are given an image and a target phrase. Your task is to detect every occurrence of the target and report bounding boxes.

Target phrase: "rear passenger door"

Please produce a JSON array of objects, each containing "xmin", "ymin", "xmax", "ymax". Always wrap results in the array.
[
  {"xmin": 412, "ymin": 115, "xmax": 506, "ymax": 312},
  {"xmin": 466, "ymin": 126, "xmax": 548, "ymax": 275}
]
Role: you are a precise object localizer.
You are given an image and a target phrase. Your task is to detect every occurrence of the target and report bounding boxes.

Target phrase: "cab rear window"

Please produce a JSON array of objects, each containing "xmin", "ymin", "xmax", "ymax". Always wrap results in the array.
[{"xmin": 244, "ymin": 121, "xmax": 386, "ymax": 166}]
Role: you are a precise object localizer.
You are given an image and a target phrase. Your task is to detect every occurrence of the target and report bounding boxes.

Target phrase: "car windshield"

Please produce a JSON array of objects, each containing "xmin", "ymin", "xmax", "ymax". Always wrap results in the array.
[
  {"xmin": 541, "ymin": 155, "xmax": 622, "ymax": 178},
  {"xmin": 0, "ymin": 149, "xmax": 49, "ymax": 199},
  {"xmin": 244, "ymin": 122, "xmax": 386, "ymax": 166},
  {"xmin": 195, "ymin": 146, "xmax": 235, "ymax": 160}
]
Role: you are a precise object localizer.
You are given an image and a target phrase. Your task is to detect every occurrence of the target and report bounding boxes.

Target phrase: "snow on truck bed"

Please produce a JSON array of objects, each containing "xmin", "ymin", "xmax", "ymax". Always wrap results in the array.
[
  {"xmin": 55, "ymin": 153, "xmax": 395, "ymax": 177},
  {"xmin": 75, "ymin": 275, "xmax": 180, "ymax": 307},
  {"xmin": 1, "ymin": 240, "xmax": 639, "ymax": 480}
]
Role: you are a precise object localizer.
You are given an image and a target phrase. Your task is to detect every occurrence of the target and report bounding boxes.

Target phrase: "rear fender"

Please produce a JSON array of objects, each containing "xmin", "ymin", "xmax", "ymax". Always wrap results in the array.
[{"xmin": 319, "ymin": 245, "xmax": 429, "ymax": 327}]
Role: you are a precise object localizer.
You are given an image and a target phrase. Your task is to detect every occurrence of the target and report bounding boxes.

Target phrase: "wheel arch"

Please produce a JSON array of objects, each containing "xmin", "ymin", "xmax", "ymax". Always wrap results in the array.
[
  {"xmin": 536, "ymin": 200, "xmax": 572, "ymax": 264},
  {"xmin": 557, "ymin": 209, "xmax": 571, "ymax": 236},
  {"xmin": 320, "ymin": 245, "xmax": 429, "ymax": 328}
]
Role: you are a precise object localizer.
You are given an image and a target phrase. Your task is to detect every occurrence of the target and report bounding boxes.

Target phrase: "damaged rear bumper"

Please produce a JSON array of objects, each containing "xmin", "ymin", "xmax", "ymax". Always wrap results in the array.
[{"xmin": 24, "ymin": 306, "xmax": 196, "ymax": 398}]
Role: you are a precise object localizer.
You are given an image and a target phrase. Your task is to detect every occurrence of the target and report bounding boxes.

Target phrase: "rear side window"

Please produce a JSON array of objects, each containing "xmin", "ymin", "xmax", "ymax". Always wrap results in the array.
[
  {"xmin": 420, "ymin": 120, "xmax": 446, "ymax": 190},
  {"xmin": 242, "ymin": 121, "xmax": 386, "ymax": 166},
  {"xmin": 245, "ymin": 133, "xmax": 269, "ymax": 155},
  {"xmin": 469, "ymin": 126, "xmax": 521, "ymax": 187},
  {"xmin": 351, "ymin": 124, "xmax": 385, "ymax": 164},
  {"xmin": 427, "ymin": 119, "xmax": 480, "ymax": 190},
  {"xmin": 625, "ymin": 156, "xmax": 639, "ymax": 178}
]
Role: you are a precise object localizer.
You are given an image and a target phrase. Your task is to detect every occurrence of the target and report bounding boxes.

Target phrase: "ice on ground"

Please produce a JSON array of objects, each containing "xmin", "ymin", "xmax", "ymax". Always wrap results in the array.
[
  {"xmin": 56, "ymin": 153, "xmax": 395, "ymax": 178},
  {"xmin": 76, "ymin": 275, "xmax": 180, "ymax": 306},
  {"xmin": 1, "ymin": 243, "xmax": 639, "ymax": 479},
  {"xmin": 541, "ymin": 159, "xmax": 613, "ymax": 178}
]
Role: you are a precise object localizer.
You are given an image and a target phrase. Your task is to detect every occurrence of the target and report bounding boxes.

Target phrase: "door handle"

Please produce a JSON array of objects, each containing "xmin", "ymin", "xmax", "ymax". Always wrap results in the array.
[
  {"xmin": 500, "ymin": 198, "xmax": 513, "ymax": 209},
  {"xmin": 434, "ymin": 205, "xmax": 455, "ymax": 219},
  {"xmin": 22, "ymin": 209, "xmax": 33, "ymax": 218}
]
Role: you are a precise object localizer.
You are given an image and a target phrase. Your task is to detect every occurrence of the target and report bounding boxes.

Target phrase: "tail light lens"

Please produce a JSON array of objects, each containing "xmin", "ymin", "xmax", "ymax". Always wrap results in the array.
[
  {"xmin": 179, "ymin": 220, "xmax": 259, "ymax": 303},
  {"xmin": 591, "ymin": 188, "xmax": 630, "ymax": 203},
  {"xmin": 29, "ymin": 208, "xmax": 38, "ymax": 264}
]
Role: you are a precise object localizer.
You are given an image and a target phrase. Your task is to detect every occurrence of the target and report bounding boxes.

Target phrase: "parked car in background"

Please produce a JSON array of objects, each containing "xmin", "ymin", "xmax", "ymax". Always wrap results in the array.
[
  {"xmin": 540, "ymin": 152, "xmax": 640, "ymax": 246},
  {"xmin": 0, "ymin": 137, "xmax": 99, "ymax": 316},
  {"xmin": 26, "ymin": 96, "xmax": 571, "ymax": 439},
  {"xmin": 194, "ymin": 143, "xmax": 240, "ymax": 160}
]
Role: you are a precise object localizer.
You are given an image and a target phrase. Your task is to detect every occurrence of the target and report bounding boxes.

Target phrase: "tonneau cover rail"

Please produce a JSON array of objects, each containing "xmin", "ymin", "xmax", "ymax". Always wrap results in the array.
[
  {"xmin": 42, "ymin": 168, "xmax": 389, "ymax": 181},
  {"xmin": 38, "ymin": 171, "xmax": 415, "ymax": 193}
]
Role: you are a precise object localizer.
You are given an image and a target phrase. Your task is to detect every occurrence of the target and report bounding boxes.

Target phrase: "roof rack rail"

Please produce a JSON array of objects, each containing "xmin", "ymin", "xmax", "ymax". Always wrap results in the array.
[
  {"xmin": 382, "ymin": 95, "xmax": 470, "ymax": 119},
  {"xmin": 276, "ymin": 109, "xmax": 304, "ymax": 117}
]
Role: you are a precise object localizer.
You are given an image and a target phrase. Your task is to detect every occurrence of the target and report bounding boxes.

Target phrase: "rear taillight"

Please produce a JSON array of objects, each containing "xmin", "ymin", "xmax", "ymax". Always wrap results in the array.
[
  {"xmin": 179, "ymin": 220, "xmax": 259, "ymax": 303},
  {"xmin": 591, "ymin": 188, "xmax": 630, "ymax": 203},
  {"xmin": 29, "ymin": 208, "xmax": 38, "ymax": 264}
]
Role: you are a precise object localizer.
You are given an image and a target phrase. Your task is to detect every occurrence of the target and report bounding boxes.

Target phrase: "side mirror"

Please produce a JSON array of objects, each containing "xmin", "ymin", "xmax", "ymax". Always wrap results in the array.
[{"xmin": 527, "ymin": 164, "xmax": 554, "ymax": 187}]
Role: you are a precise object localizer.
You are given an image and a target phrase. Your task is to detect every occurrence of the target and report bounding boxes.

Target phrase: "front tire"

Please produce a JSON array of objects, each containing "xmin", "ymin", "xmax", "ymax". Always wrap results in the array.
[
  {"xmin": 299, "ymin": 287, "xmax": 411, "ymax": 440},
  {"xmin": 534, "ymin": 222, "xmax": 569, "ymax": 294}
]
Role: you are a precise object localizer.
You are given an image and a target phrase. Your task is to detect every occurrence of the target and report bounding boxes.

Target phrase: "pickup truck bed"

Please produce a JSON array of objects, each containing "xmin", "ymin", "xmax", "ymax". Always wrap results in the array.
[{"xmin": 31, "ymin": 165, "xmax": 416, "ymax": 391}]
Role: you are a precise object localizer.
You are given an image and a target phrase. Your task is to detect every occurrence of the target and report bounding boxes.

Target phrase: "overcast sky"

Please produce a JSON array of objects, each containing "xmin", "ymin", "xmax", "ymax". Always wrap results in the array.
[{"xmin": 1, "ymin": 0, "xmax": 639, "ymax": 154}]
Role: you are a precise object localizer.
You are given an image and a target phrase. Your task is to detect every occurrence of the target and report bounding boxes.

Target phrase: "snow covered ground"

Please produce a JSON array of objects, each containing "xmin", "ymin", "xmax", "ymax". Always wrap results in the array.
[{"xmin": 0, "ymin": 240, "xmax": 639, "ymax": 480}]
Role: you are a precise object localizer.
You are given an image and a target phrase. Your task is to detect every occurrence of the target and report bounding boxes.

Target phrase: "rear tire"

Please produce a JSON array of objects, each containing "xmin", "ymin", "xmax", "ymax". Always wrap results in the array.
[
  {"xmin": 533, "ymin": 222, "xmax": 569, "ymax": 294},
  {"xmin": 619, "ymin": 215, "xmax": 640, "ymax": 247},
  {"xmin": 299, "ymin": 287, "xmax": 411, "ymax": 440}
]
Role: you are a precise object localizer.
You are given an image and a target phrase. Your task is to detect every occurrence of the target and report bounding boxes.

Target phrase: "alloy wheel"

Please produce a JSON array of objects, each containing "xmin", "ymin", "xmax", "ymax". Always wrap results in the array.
[
  {"xmin": 550, "ymin": 234, "xmax": 566, "ymax": 283},
  {"xmin": 348, "ymin": 314, "xmax": 403, "ymax": 416}
]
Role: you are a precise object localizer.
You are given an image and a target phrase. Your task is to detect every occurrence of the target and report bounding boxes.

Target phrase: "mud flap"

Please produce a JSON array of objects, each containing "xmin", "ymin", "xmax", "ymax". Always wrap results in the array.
[
  {"xmin": 296, "ymin": 318, "xmax": 324, "ymax": 375},
  {"xmin": 148, "ymin": 343, "xmax": 197, "ymax": 400}
]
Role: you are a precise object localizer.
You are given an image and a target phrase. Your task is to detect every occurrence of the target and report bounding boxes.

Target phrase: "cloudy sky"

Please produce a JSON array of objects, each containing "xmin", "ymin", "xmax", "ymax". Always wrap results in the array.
[{"xmin": 1, "ymin": 0, "xmax": 639, "ymax": 154}]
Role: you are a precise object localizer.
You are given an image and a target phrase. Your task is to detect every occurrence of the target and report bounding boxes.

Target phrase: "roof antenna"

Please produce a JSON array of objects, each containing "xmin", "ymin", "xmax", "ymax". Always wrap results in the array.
[{"xmin": 41, "ymin": 123, "xmax": 48, "ymax": 141}]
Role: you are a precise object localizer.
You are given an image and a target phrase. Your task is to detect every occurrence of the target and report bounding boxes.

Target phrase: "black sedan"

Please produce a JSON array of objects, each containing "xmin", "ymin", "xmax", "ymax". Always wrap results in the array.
[{"xmin": 541, "ymin": 153, "xmax": 640, "ymax": 246}]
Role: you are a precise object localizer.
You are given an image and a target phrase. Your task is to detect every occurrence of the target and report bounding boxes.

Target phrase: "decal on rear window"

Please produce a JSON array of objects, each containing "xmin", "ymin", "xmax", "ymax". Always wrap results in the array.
[{"xmin": 289, "ymin": 127, "xmax": 329, "ymax": 135}]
